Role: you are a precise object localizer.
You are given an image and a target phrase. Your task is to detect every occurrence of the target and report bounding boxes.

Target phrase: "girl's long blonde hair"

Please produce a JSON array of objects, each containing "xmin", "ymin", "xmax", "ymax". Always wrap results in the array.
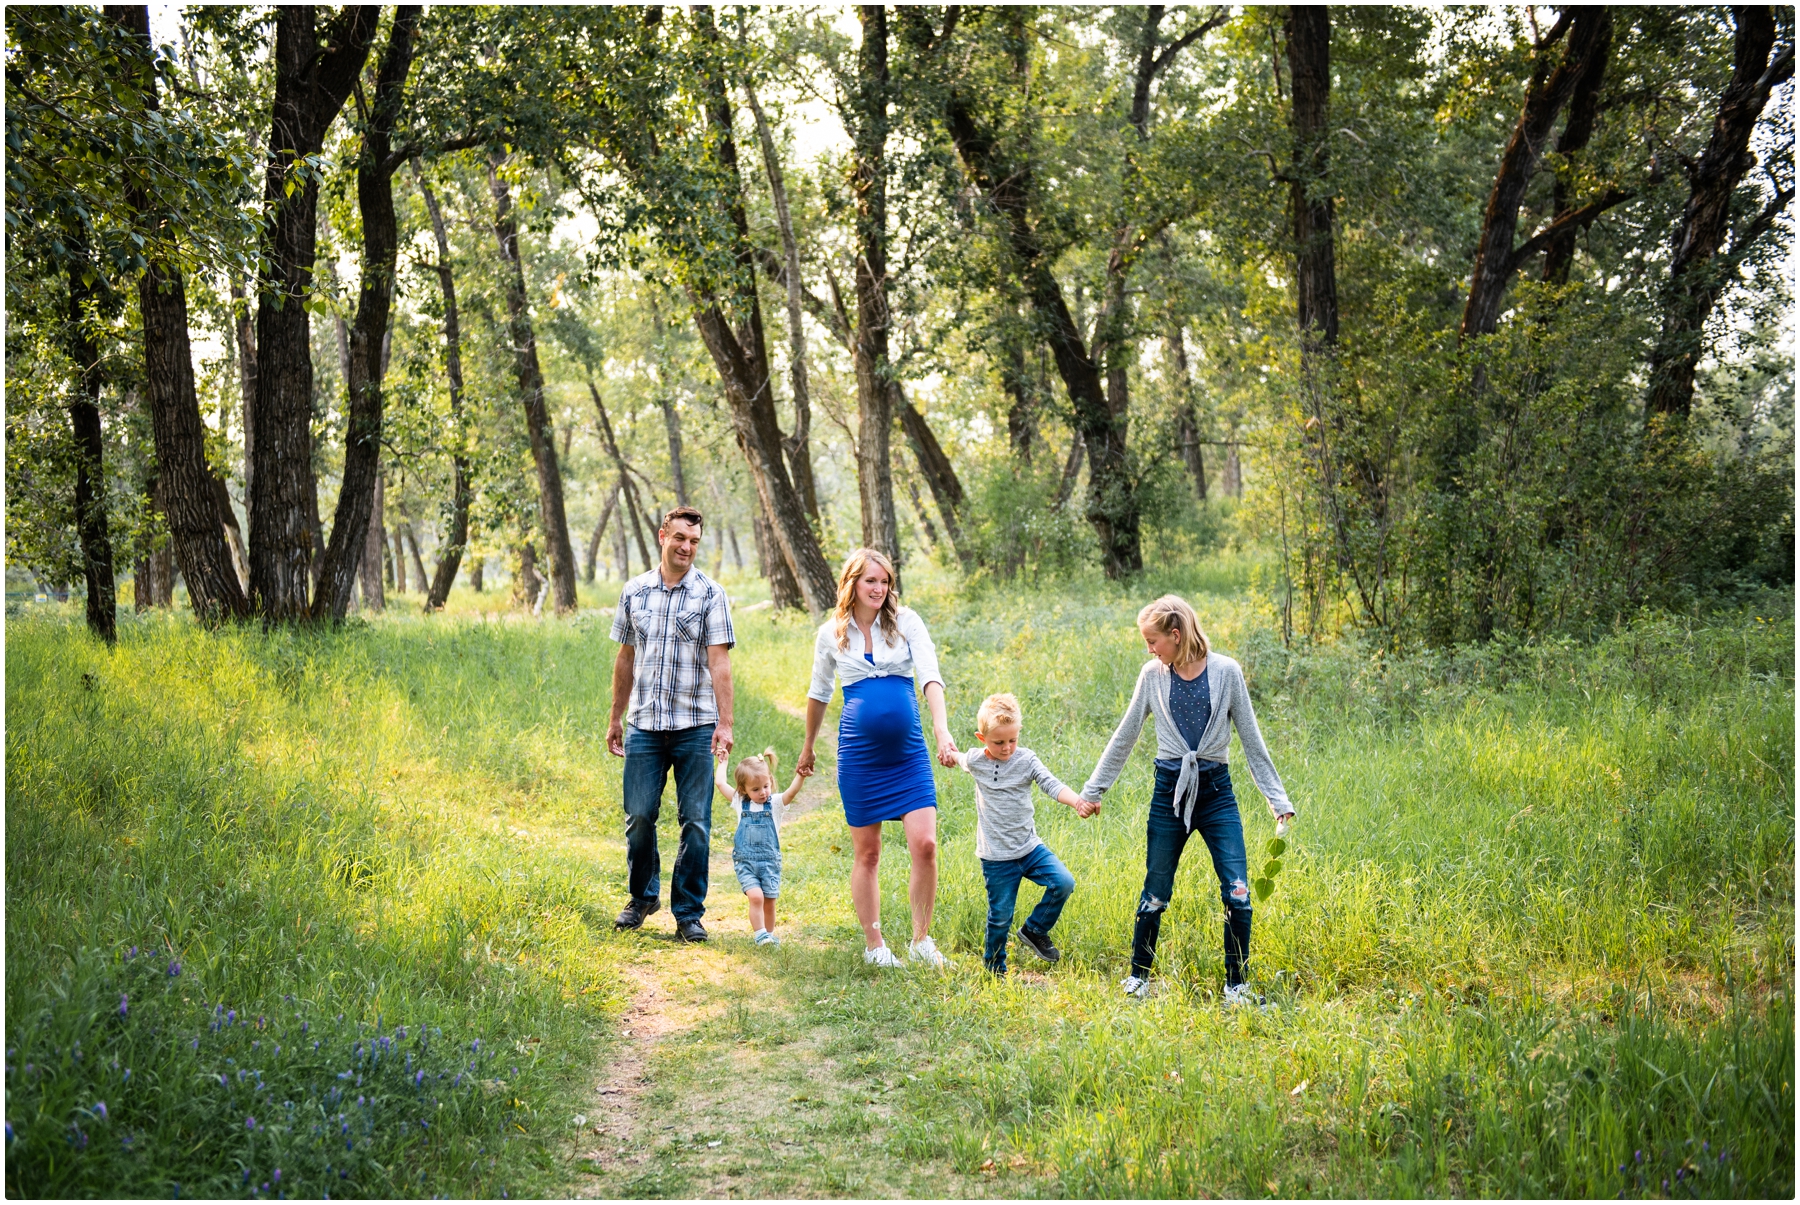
[
  {"xmin": 1138, "ymin": 594, "xmax": 1210, "ymax": 669},
  {"xmin": 832, "ymin": 548, "xmax": 902, "ymax": 651}
]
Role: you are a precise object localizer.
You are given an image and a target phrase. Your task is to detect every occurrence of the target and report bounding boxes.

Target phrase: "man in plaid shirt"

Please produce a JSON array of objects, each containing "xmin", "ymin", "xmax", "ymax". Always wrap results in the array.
[{"xmin": 607, "ymin": 505, "xmax": 736, "ymax": 942}]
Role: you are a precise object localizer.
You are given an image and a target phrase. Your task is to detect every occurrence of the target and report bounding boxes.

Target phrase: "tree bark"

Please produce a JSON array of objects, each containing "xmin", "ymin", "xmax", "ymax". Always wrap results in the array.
[
  {"xmin": 587, "ymin": 481, "xmax": 620, "ymax": 582},
  {"xmin": 998, "ymin": 316, "xmax": 1039, "ymax": 462},
  {"xmin": 644, "ymin": 294, "xmax": 691, "ymax": 507},
  {"xmin": 248, "ymin": 5, "xmax": 378, "ymax": 621},
  {"xmin": 413, "ymin": 163, "xmax": 475, "ymax": 611},
  {"xmin": 687, "ymin": 9, "xmax": 836, "ymax": 612},
  {"xmin": 313, "ymin": 6, "xmax": 419, "ymax": 622},
  {"xmin": 743, "ymin": 84, "xmax": 820, "ymax": 522},
  {"xmin": 1542, "ymin": 13, "xmax": 1613, "ymax": 286},
  {"xmin": 403, "ymin": 519, "xmax": 428, "ymax": 593},
  {"xmin": 391, "ymin": 523, "xmax": 407, "ymax": 593},
  {"xmin": 1461, "ymin": 10, "xmax": 1613, "ymax": 340},
  {"xmin": 1167, "ymin": 327, "xmax": 1207, "ymax": 501},
  {"xmin": 360, "ymin": 473, "xmax": 385, "ymax": 611},
  {"xmin": 108, "ymin": 4, "xmax": 249, "ymax": 624},
  {"xmin": 488, "ymin": 155, "xmax": 579, "ymax": 612},
  {"xmin": 849, "ymin": 6, "xmax": 901, "ymax": 580},
  {"xmin": 943, "ymin": 77, "xmax": 1142, "ymax": 577},
  {"xmin": 64, "ymin": 264, "xmax": 117, "ymax": 643},
  {"xmin": 589, "ymin": 381, "xmax": 655, "ymax": 572},
  {"xmin": 895, "ymin": 387, "xmax": 973, "ymax": 571},
  {"xmin": 1287, "ymin": 6, "xmax": 1339, "ymax": 352},
  {"xmin": 1645, "ymin": 8, "xmax": 1793, "ymax": 422},
  {"xmin": 229, "ymin": 276, "xmax": 257, "ymax": 502}
]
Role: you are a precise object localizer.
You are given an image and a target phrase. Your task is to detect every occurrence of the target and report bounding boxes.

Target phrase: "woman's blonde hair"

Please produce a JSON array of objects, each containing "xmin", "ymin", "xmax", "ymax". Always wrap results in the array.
[
  {"xmin": 734, "ymin": 747, "xmax": 780, "ymax": 794},
  {"xmin": 832, "ymin": 548, "xmax": 902, "ymax": 651},
  {"xmin": 1137, "ymin": 594, "xmax": 1209, "ymax": 669}
]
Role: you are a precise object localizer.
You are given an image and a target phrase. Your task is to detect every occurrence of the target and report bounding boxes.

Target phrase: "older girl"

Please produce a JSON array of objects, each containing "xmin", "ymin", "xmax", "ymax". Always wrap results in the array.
[
  {"xmin": 1081, "ymin": 595, "xmax": 1297, "ymax": 1005},
  {"xmin": 798, "ymin": 549, "xmax": 958, "ymax": 968}
]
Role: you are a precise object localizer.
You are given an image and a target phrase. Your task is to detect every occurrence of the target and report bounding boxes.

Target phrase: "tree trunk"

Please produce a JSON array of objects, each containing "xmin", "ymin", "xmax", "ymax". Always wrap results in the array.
[
  {"xmin": 742, "ymin": 91, "xmax": 820, "ymax": 522},
  {"xmin": 895, "ymin": 388, "xmax": 973, "ymax": 571},
  {"xmin": 413, "ymin": 162, "xmax": 475, "ymax": 611},
  {"xmin": 403, "ymin": 520, "xmax": 428, "ymax": 593},
  {"xmin": 109, "ymin": 3, "xmax": 247, "ymax": 625},
  {"xmin": 470, "ymin": 556, "xmax": 484, "ymax": 593},
  {"xmin": 589, "ymin": 380, "xmax": 657, "ymax": 573},
  {"xmin": 1167, "ymin": 327, "xmax": 1207, "ymax": 501},
  {"xmin": 849, "ymin": 6, "xmax": 902, "ymax": 583},
  {"xmin": 229, "ymin": 276, "xmax": 257, "ymax": 502},
  {"xmin": 63, "ymin": 262, "xmax": 117, "ymax": 643},
  {"xmin": 514, "ymin": 542, "xmax": 542, "ymax": 609},
  {"xmin": 752, "ymin": 505, "xmax": 805, "ymax": 609},
  {"xmin": 488, "ymin": 155, "xmax": 579, "ymax": 613},
  {"xmin": 998, "ymin": 317, "xmax": 1039, "ymax": 462},
  {"xmin": 313, "ymin": 6, "xmax": 419, "ymax": 622},
  {"xmin": 727, "ymin": 525, "xmax": 743, "ymax": 570},
  {"xmin": 943, "ymin": 86, "xmax": 1142, "ymax": 577},
  {"xmin": 248, "ymin": 5, "xmax": 378, "ymax": 621},
  {"xmin": 1287, "ymin": 5, "xmax": 1339, "ymax": 353},
  {"xmin": 1542, "ymin": 14, "xmax": 1613, "ymax": 286},
  {"xmin": 587, "ymin": 481, "xmax": 620, "ymax": 582},
  {"xmin": 360, "ymin": 473, "xmax": 385, "ymax": 611},
  {"xmin": 1645, "ymin": 8, "xmax": 1793, "ymax": 422},
  {"xmin": 686, "ymin": 9, "xmax": 837, "ymax": 612},
  {"xmin": 1461, "ymin": 9, "xmax": 1613, "ymax": 341}
]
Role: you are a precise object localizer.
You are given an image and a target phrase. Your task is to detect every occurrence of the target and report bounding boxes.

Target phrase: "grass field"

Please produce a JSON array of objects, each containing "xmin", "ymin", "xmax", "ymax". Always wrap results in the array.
[{"xmin": 5, "ymin": 558, "xmax": 1793, "ymax": 1197}]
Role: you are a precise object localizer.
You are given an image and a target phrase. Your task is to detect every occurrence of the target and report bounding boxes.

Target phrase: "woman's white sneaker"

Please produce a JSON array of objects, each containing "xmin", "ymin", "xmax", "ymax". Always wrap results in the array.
[
  {"xmin": 1121, "ymin": 975, "xmax": 1151, "ymax": 999},
  {"xmin": 864, "ymin": 944, "xmax": 903, "ymax": 968},
  {"xmin": 907, "ymin": 937, "xmax": 950, "ymax": 968}
]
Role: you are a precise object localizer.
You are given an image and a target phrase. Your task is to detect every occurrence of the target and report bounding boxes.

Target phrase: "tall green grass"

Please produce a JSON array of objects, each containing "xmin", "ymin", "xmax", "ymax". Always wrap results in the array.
[{"xmin": 6, "ymin": 564, "xmax": 1791, "ymax": 1197}]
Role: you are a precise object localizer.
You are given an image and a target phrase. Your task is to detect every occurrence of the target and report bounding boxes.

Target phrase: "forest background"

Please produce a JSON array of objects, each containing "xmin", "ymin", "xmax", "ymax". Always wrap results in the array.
[{"xmin": 4, "ymin": 3, "xmax": 1795, "ymax": 1199}]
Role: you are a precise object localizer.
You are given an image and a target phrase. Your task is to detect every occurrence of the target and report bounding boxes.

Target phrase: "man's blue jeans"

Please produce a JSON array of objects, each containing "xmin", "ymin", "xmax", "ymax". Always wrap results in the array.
[
  {"xmin": 979, "ymin": 844, "xmax": 1075, "ymax": 973},
  {"xmin": 622, "ymin": 724, "xmax": 714, "ymax": 922},
  {"xmin": 1133, "ymin": 761, "xmax": 1251, "ymax": 985}
]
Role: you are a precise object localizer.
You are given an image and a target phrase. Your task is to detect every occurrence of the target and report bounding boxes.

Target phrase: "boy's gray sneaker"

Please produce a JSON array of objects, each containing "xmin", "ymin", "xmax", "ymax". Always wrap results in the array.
[
  {"xmin": 1223, "ymin": 983, "xmax": 1272, "ymax": 1010},
  {"xmin": 1017, "ymin": 928, "xmax": 1060, "ymax": 963},
  {"xmin": 614, "ymin": 897, "xmax": 660, "ymax": 930},
  {"xmin": 1121, "ymin": 975, "xmax": 1151, "ymax": 999}
]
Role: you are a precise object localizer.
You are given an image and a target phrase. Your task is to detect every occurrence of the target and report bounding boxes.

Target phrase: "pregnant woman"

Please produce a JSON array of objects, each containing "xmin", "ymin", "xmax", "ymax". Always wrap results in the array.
[{"xmin": 798, "ymin": 549, "xmax": 958, "ymax": 968}]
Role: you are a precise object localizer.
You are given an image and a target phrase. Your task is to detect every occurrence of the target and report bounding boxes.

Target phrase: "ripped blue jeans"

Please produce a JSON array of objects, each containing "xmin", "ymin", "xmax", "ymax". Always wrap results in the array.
[{"xmin": 1132, "ymin": 761, "xmax": 1251, "ymax": 985}]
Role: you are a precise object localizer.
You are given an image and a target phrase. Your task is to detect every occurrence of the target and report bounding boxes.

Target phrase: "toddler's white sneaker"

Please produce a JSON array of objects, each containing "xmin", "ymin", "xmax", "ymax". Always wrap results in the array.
[
  {"xmin": 754, "ymin": 930, "xmax": 778, "ymax": 946},
  {"xmin": 907, "ymin": 936, "xmax": 950, "ymax": 968},
  {"xmin": 863, "ymin": 944, "xmax": 903, "ymax": 968},
  {"xmin": 1121, "ymin": 975, "xmax": 1150, "ymax": 999}
]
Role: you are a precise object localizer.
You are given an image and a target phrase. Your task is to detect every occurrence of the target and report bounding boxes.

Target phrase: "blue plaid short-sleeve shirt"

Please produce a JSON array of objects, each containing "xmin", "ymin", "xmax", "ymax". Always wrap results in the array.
[{"xmin": 610, "ymin": 566, "xmax": 735, "ymax": 731}]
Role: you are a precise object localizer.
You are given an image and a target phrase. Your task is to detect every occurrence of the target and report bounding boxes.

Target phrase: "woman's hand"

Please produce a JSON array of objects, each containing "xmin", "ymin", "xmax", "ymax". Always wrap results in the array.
[
  {"xmin": 934, "ymin": 725, "xmax": 960, "ymax": 767},
  {"xmin": 796, "ymin": 744, "xmax": 817, "ymax": 778}
]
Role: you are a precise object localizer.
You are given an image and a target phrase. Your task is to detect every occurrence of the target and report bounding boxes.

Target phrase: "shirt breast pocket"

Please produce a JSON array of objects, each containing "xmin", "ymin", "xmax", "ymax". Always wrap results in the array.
[{"xmin": 673, "ymin": 604, "xmax": 704, "ymax": 645}]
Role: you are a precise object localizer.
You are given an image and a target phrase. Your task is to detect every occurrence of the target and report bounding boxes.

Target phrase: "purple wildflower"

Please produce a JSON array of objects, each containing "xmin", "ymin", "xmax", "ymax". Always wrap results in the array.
[
  {"xmin": 119, "ymin": 994, "xmax": 128, "ymax": 1018},
  {"xmin": 246, "ymin": 1116, "xmax": 257, "ymax": 1130},
  {"xmin": 127, "ymin": 946, "xmax": 137, "ymax": 959},
  {"xmin": 168, "ymin": 961, "xmax": 181, "ymax": 977},
  {"xmin": 93, "ymin": 1102, "xmax": 107, "ymax": 1121},
  {"xmin": 273, "ymin": 1170, "xmax": 281, "ymax": 1183},
  {"xmin": 415, "ymin": 1070, "xmax": 425, "ymax": 1087},
  {"xmin": 123, "ymin": 1069, "xmax": 130, "ymax": 1081},
  {"xmin": 227, "ymin": 1010, "xmax": 236, "ymax": 1025}
]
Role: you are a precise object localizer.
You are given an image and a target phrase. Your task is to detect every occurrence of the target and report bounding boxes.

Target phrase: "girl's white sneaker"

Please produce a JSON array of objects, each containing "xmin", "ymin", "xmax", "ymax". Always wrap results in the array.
[
  {"xmin": 1121, "ymin": 975, "xmax": 1151, "ymax": 999},
  {"xmin": 864, "ymin": 944, "xmax": 903, "ymax": 968},
  {"xmin": 907, "ymin": 937, "xmax": 950, "ymax": 968},
  {"xmin": 754, "ymin": 930, "xmax": 778, "ymax": 946}
]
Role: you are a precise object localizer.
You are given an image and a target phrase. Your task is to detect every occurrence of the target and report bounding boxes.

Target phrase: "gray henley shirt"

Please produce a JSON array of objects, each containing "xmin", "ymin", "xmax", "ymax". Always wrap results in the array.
[{"xmin": 955, "ymin": 746, "xmax": 1069, "ymax": 862}]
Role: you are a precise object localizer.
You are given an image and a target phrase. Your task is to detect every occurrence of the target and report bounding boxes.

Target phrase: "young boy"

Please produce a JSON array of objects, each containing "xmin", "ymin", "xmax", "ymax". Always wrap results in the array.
[
  {"xmin": 954, "ymin": 693, "xmax": 1098, "ymax": 975},
  {"xmin": 714, "ymin": 748, "xmax": 806, "ymax": 945}
]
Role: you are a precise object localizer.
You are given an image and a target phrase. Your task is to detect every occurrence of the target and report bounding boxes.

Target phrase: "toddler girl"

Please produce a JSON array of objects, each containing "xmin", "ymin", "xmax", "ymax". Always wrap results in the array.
[{"xmin": 715, "ymin": 748, "xmax": 805, "ymax": 945}]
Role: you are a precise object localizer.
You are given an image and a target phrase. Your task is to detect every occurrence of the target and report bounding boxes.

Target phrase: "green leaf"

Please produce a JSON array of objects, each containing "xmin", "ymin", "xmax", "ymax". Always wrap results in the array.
[
  {"xmin": 1254, "ymin": 878, "xmax": 1274, "ymax": 902},
  {"xmin": 1265, "ymin": 838, "xmax": 1288, "ymax": 858},
  {"xmin": 1262, "ymin": 859, "xmax": 1282, "ymax": 878}
]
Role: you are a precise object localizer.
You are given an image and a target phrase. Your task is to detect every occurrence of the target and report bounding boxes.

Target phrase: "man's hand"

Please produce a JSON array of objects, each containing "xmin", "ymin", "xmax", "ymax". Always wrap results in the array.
[
  {"xmin": 606, "ymin": 719, "xmax": 626, "ymax": 758},
  {"xmin": 712, "ymin": 724, "xmax": 734, "ymax": 760},
  {"xmin": 795, "ymin": 745, "xmax": 816, "ymax": 777}
]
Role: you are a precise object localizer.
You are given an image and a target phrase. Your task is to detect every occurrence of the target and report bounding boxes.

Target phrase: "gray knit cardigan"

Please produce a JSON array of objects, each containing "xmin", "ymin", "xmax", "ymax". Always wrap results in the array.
[{"xmin": 1080, "ymin": 652, "xmax": 1295, "ymax": 823}]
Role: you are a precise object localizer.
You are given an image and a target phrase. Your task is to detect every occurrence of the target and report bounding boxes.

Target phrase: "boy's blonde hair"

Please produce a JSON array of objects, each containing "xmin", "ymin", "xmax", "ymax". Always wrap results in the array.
[
  {"xmin": 734, "ymin": 747, "xmax": 780, "ymax": 794},
  {"xmin": 976, "ymin": 693, "xmax": 1022, "ymax": 735},
  {"xmin": 1137, "ymin": 594, "xmax": 1210, "ymax": 668}
]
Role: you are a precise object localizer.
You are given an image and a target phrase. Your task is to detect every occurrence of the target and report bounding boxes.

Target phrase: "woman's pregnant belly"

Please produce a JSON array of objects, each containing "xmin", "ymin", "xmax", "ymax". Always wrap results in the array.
[{"xmin": 839, "ymin": 676, "xmax": 922, "ymax": 763}]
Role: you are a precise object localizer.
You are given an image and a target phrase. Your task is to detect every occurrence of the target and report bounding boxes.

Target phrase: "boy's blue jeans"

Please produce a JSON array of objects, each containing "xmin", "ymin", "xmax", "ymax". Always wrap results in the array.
[
  {"xmin": 622, "ymin": 723, "xmax": 714, "ymax": 922},
  {"xmin": 980, "ymin": 844, "xmax": 1075, "ymax": 973},
  {"xmin": 1133, "ymin": 761, "xmax": 1251, "ymax": 985}
]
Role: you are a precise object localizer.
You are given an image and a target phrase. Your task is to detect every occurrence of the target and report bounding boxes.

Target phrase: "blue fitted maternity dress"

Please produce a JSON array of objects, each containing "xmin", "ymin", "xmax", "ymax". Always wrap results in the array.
[{"xmin": 806, "ymin": 608, "xmax": 945, "ymax": 828}]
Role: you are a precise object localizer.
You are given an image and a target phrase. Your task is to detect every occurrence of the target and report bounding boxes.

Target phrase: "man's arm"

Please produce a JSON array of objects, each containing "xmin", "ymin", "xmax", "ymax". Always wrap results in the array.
[
  {"xmin": 606, "ymin": 644, "xmax": 636, "ymax": 757},
  {"xmin": 707, "ymin": 643, "xmax": 734, "ymax": 758}
]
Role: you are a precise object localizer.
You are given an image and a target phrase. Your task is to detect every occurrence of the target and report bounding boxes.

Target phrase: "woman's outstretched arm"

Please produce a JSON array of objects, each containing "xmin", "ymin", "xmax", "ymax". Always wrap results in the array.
[
  {"xmin": 922, "ymin": 680, "xmax": 958, "ymax": 766},
  {"xmin": 796, "ymin": 698, "xmax": 828, "ymax": 777}
]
